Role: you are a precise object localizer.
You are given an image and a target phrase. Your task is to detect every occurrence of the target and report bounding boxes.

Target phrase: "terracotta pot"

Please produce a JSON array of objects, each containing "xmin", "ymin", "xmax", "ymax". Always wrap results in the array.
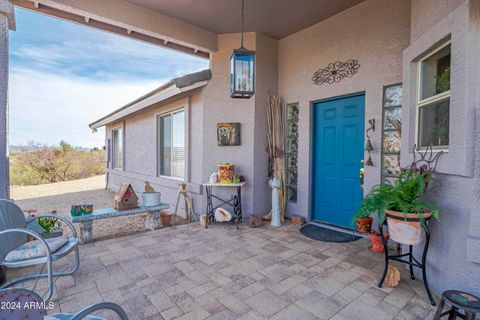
[
  {"xmin": 160, "ymin": 211, "xmax": 173, "ymax": 227},
  {"xmin": 369, "ymin": 232, "xmax": 389, "ymax": 253},
  {"xmin": 356, "ymin": 217, "xmax": 373, "ymax": 234},
  {"xmin": 386, "ymin": 210, "xmax": 432, "ymax": 245}
]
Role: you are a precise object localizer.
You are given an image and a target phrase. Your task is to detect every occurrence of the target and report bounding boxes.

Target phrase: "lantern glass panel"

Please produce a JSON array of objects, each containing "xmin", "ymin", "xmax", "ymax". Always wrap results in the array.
[{"xmin": 235, "ymin": 54, "xmax": 253, "ymax": 92}]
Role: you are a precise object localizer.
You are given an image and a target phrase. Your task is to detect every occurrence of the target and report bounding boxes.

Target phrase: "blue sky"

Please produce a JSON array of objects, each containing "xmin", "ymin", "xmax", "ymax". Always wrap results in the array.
[{"xmin": 9, "ymin": 8, "xmax": 209, "ymax": 148}]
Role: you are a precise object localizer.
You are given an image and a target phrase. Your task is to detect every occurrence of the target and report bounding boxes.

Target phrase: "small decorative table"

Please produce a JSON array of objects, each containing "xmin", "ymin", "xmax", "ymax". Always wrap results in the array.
[
  {"xmin": 72, "ymin": 204, "xmax": 169, "ymax": 243},
  {"xmin": 433, "ymin": 290, "xmax": 480, "ymax": 320},
  {"xmin": 203, "ymin": 182, "xmax": 245, "ymax": 230}
]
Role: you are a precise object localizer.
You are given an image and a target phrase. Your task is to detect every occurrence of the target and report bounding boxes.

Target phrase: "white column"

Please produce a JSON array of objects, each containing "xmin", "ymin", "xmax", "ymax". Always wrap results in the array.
[{"xmin": 0, "ymin": 0, "xmax": 14, "ymax": 199}]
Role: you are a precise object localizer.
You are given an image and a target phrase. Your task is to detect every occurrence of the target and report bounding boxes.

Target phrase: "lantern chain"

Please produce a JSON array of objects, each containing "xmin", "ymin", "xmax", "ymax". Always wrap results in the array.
[{"xmin": 241, "ymin": 0, "xmax": 244, "ymax": 48}]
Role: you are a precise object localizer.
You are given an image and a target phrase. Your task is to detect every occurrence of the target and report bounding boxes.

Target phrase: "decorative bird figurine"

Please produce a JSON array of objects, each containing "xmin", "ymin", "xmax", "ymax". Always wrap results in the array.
[{"xmin": 145, "ymin": 181, "xmax": 155, "ymax": 193}]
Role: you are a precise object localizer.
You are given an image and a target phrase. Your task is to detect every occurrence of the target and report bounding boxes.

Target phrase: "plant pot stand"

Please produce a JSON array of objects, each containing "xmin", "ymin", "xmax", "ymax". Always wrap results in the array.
[{"xmin": 377, "ymin": 216, "xmax": 436, "ymax": 306}]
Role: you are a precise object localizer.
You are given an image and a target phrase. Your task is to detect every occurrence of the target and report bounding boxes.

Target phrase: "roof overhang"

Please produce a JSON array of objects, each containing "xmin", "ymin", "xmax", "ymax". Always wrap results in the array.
[
  {"xmin": 89, "ymin": 80, "xmax": 207, "ymax": 131},
  {"xmin": 12, "ymin": 0, "xmax": 215, "ymax": 58}
]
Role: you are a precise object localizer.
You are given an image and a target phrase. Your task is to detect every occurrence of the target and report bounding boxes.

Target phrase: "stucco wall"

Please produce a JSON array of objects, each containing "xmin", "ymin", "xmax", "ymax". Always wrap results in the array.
[
  {"xmin": 202, "ymin": 32, "xmax": 278, "ymax": 217},
  {"xmin": 410, "ymin": 0, "xmax": 466, "ymax": 43},
  {"xmin": 402, "ymin": 0, "xmax": 480, "ymax": 296},
  {"xmin": 278, "ymin": 0, "xmax": 411, "ymax": 219},
  {"xmin": 105, "ymin": 91, "xmax": 205, "ymax": 219}
]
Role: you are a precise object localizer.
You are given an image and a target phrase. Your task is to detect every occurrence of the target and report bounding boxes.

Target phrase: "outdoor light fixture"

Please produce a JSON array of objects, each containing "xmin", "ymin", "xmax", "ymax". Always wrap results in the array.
[{"xmin": 230, "ymin": 0, "xmax": 255, "ymax": 99}]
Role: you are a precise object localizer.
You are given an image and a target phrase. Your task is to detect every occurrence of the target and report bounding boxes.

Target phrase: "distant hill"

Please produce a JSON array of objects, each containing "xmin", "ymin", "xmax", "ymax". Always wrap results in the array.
[{"xmin": 10, "ymin": 145, "xmax": 92, "ymax": 153}]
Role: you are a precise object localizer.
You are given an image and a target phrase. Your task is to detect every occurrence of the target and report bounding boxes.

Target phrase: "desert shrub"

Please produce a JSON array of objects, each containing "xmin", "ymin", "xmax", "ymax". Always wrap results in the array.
[{"xmin": 10, "ymin": 141, "xmax": 105, "ymax": 186}]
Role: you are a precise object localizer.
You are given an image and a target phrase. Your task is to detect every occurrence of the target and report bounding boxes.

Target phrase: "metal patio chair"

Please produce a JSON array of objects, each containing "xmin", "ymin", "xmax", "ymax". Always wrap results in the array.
[{"xmin": 0, "ymin": 199, "xmax": 80, "ymax": 301}]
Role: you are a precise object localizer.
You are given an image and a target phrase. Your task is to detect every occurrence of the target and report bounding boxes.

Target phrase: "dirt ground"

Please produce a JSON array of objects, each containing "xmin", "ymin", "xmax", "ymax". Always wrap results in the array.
[{"xmin": 10, "ymin": 175, "xmax": 168, "ymax": 240}]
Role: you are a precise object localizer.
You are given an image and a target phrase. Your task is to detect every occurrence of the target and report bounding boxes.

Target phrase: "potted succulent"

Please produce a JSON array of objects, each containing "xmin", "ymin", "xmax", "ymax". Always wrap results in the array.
[
  {"xmin": 37, "ymin": 210, "xmax": 63, "ymax": 239},
  {"xmin": 358, "ymin": 171, "xmax": 439, "ymax": 246}
]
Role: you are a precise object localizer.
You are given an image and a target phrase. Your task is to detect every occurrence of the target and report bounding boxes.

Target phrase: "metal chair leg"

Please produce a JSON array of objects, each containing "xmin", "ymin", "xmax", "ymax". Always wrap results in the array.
[
  {"xmin": 433, "ymin": 295, "xmax": 446, "ymax": 320},
  {"xmin": 448, "ymin": 307, "xmax": 458, "ymax": 320}
]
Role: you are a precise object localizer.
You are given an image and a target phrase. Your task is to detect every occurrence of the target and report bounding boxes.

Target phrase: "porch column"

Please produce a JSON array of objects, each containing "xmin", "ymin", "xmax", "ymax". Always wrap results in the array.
[{"xmin": 0, "ymin": 0, "xmax": 15, "ymax": 199}]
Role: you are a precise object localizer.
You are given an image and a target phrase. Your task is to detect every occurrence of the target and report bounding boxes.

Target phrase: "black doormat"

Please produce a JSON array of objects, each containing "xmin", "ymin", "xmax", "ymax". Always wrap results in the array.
[{"xmin": 300, "ymin": 224, "xmax": 361, "ymax": 243}]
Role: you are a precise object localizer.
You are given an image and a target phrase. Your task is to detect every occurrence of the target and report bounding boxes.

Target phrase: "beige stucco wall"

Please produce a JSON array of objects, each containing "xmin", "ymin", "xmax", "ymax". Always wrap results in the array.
[
  {"xmin": 278, "ymin": 0, "xmax": 411, "ymax": 219},
  {"xmin": 105, "ymin": 90, "xmax": 205, "ymax": 218},
  {"xmin": 402, "ymin": 0, "xmax": 480, "ymax": 296},
  {"xmin": 201, "ymin": 32, "xmax": 278, "ymax": 217}
]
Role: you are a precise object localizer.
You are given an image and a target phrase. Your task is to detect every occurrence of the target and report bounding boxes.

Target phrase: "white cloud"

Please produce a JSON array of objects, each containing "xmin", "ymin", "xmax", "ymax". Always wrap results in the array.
[
  {"xmin": 9, "ymin": 67, "xmax": 164, "ymax": 148},
  {"xmin": 8, "ymin": 8, "xmax": 209, "ymax": 149}
]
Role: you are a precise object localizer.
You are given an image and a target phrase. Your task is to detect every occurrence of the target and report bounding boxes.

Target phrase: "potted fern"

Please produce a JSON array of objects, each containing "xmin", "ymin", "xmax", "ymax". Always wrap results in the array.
[{"xmin": 357, "ymin": 171, "xmax": 439, "ymax": 246}]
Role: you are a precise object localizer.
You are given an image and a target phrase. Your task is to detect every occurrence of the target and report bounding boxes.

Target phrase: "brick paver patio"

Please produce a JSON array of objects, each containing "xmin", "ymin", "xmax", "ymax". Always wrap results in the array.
[{"xmin": 9, "ymin": 222, "xmax": 438, "ymax": 319}]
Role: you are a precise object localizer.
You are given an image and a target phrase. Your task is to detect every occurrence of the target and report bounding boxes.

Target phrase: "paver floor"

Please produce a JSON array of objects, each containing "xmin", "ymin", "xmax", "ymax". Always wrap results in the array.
[{"xmin": 6, "ymin": 222, "xmax": 438, "ymax": 319}]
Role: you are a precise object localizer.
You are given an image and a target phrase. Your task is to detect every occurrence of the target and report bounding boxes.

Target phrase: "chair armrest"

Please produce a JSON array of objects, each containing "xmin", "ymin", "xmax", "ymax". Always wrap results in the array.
[
  {"xmin": 0, "ymin": 228, "xmax": 53, "ymax": 259},
  {"xmin": 70, "ymin": 302, "xmax": 128, "ymax": 320},
  {"xmin": 29, "ymin": 214, "xmax": 78, "ymax": 239}
]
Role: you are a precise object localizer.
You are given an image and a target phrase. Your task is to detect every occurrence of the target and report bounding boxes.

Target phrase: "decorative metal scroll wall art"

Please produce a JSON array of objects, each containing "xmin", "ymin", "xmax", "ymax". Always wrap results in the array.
[
  {"xmin": 365, "ymin": 119, "xmax": 375, "ymax": 166},
  {"xmin": 407, "ymin": 144, "xmax": 443, "ymax": 191},
  {"xmin": 312, "ymin": 59, "xmax": 360, "ymax": 85}
]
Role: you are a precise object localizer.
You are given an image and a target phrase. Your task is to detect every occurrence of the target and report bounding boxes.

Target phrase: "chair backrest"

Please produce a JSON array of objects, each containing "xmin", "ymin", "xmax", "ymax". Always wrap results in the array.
[{"xmin": 0, "ymin": 199, "xmax": 27, "ymax": 263}]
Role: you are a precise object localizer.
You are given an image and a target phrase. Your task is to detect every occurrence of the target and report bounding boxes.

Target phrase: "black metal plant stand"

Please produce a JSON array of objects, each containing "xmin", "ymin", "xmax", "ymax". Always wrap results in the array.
[
  {"xmin": 204, "ymin": 183, "xmax": 244, "ymax": 230},
  {"xmin": 377, "ymin": 215, "xmax": 436, "ymax": 306}
]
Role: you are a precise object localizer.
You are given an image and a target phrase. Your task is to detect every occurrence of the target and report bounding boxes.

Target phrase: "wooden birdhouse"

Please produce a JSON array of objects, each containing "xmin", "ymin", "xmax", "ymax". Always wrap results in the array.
[{"xmin": 115, "ymin": 183, "xmax": 138, "ymax": 210}]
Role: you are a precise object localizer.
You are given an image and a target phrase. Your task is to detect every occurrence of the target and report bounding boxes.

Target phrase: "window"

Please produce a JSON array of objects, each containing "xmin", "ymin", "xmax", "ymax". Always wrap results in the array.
[
  {"xmin": 112, "ymin": 128, "xmax": 123, "ymax": 169},
  {"xmin": 381, "ymin": 84, "xmax": 402, "ymax": 185},
  {"xmin": 285, "ymin": 103, "xmax": 299, "ymax": 202},
  {"xmin": 158, "ymin": 109, "xmax": 185, "ymax": 179},
  {"xmin": 417, "ymin": 42, "xmax": 450, "ymax": 149}
]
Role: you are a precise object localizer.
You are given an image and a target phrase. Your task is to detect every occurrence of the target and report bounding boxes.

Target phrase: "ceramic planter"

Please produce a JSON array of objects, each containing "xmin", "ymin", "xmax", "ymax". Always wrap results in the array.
[
  {"xmin": 142, "ymin": 192, "xmax": 161, "ymax": 207},
  {"xmin": 217, "ymin": 163, "xmax": 235, "ymax": 183},
  {"xmin": 42, "ymin": 231, "xmax": 64, "ymax": 239},
  {"xmin": 356, "ymin": 217, "xmax": 373, "ymax": 234},
  {"xmin": 160, "ymin": 211, "xmax": 173, "ymax": 227},
  {"xmin": 385, "ymin": 210, "xmax": 432, "ymax": 245},
  {"xmin": 369, "ymin": 232, "xmax": 389, "ymax": 253}
]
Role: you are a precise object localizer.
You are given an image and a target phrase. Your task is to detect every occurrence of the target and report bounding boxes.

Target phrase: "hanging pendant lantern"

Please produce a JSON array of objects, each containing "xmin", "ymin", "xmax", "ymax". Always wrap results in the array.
[{"xmin": 230, "ymin": 0, "xmax": 255, "ymax": 99}]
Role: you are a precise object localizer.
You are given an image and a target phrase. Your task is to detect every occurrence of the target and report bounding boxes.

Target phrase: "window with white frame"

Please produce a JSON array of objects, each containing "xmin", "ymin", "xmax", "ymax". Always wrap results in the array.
[
  {"xmin": 158, "ymin": 109, "xmax": 185, "ymax": 179},
  {"xmin": 112, "ymin": 127, "xmax": 123, "ymax": 169},
  {"xmin": 417, "ymin": 41, "xmax": 451, "ymax": 149}
]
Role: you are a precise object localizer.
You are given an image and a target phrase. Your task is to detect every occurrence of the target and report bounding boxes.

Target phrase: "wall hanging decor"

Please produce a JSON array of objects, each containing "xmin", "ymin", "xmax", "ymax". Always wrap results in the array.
[
  {"xmin": 312, "ymin": 59, "xmax": 360, "ymax": 85},
  {"xmin": 217, "ymin": 122, "xmax": 241, "ymax": 146},
  {"xmin": 230, "ymin": 0, "xmax": 255, "ymax": 98},
  {"xmin": 365, "ymin": 118, "xmax": 375, "ymax": 166}
]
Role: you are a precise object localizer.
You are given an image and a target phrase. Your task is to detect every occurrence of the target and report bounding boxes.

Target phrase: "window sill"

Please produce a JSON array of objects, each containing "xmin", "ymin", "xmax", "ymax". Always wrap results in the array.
[{"xmin": 158, "ymin": 175, "xmax": 185, "ymax": 182}]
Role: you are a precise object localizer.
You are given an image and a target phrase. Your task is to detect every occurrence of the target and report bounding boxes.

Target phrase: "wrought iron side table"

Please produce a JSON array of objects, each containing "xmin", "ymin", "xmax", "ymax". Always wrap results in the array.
[
  {"xmin": 377, "ymin": 215, "xmax": 436, "ymax": 306},
  {"xmin": 203, "ymin": 182, "xmax": 245, "ymax": 230}
]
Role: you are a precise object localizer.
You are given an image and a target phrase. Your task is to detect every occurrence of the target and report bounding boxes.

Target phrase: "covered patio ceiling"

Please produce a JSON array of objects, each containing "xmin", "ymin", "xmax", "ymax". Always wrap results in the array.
[
  {"xmin": 12, "ymin": 0, "xmax": 365, "ymax": 58},
  {"xmin": 127, "ymin": 0, "xmax": 365, "ymax": 40}
]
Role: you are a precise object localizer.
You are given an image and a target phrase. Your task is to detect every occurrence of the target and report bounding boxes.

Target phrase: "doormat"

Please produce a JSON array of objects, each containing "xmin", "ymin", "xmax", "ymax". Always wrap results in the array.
[{"xmin": 300, "ymin": 224, "xmax": 361, "ymax": 243}]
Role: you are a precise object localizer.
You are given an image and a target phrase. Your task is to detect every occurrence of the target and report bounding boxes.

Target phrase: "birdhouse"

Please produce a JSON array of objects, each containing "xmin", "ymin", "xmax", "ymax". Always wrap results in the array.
[{"xmin": 114, "ymin": 183, "xmax": 138, "ymax": 210}]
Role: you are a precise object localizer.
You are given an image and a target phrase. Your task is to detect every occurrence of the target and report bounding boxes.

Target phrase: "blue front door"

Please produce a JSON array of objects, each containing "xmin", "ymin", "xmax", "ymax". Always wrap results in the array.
[{"xmin": 312, "ymin": 94, "xmax": 365, "ymax": 228}]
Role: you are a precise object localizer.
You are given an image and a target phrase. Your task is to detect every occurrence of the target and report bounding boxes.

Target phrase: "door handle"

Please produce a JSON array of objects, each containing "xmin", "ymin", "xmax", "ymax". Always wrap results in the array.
[{"xmin": 360, "ymin": 168, "xmax": 365, "ymax": 190}]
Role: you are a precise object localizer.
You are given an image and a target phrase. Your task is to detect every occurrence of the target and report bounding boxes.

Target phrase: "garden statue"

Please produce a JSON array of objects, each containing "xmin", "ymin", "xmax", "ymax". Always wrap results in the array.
[{"xmin": 269, "ymin": 177, "xmax": 281, "ymax": 227}]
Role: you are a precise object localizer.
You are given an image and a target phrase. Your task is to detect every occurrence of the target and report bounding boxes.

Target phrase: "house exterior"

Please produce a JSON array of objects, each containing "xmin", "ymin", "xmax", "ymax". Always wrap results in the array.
[{"xmin": 2, "ymin": 0, "xmax": 480, "ymax": 299}]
